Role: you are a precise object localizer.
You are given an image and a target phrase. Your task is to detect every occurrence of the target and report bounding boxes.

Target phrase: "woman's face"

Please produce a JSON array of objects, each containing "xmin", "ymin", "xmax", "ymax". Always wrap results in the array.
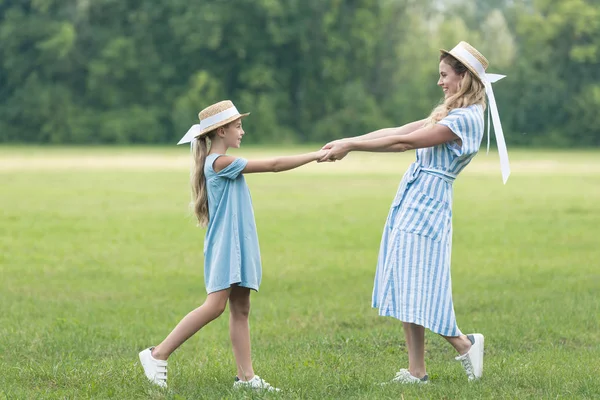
[{"xmin": 437, "ymin": 60, "xmax": 463, "ymax": 98}]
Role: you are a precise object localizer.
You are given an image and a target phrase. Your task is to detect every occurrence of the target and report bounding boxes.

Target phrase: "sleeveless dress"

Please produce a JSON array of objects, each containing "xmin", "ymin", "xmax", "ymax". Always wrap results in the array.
[
  {"xmin": 371, "ymin": 104, "xmax": 484, "ymax": 336},
  {"xmin": 202, "ymin": 153, "xmax": 261, "ymax": 293}
]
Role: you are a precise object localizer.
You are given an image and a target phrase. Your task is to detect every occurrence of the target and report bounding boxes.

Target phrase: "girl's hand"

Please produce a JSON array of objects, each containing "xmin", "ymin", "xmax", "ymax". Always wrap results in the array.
[{"xmin": 315, "ymin": 149, "xmax": 331, "ymax": 162}]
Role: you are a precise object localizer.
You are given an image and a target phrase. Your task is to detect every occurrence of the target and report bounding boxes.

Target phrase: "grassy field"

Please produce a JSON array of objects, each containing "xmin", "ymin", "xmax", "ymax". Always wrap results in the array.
[{"xmin": 1, "ymin": 146, "xmax": 599, "ymax": 399}]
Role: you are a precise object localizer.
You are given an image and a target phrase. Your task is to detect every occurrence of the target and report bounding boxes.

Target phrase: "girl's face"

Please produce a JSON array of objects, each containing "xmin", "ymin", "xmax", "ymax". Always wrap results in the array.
[
  {"xmin": 219, "ymin": 118, "xmax": 245, "ymax": 148},
  {"xmin": 437, "ymin": 60, "xmax": 463, "ymax": 98}
]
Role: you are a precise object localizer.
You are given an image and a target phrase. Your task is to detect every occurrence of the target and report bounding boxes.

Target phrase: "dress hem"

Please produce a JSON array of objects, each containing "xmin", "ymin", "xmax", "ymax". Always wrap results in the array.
[
  {"xmin": 371, "ymin": 306, "xmax": 461, "ymax": 337},
  {"xmin": 206, "ymin": 281, "xmax": 259, "ymax": 294}
]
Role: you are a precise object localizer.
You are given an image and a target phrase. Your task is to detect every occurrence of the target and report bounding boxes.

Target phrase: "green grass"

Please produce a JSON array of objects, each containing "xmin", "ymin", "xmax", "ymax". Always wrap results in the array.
[{"xmin": 1, "ymin": 147, "xmax": 599, "ymax": 399}]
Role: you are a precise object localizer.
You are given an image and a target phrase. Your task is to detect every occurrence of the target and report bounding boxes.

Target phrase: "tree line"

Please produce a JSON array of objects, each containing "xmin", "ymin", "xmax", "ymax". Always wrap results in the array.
[{"xmin": 0, "ymin": 0, "xmax": 598, "ymax": 146}]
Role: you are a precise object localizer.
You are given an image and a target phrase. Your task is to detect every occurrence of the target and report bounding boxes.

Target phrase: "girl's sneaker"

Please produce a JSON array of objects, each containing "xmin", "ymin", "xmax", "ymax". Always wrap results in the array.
[
  {"xmin": 139, "ymin": 347, "xmax": 168, "ymax": 388},
  {"xmin": 455, "ymin": 333, "xmax": 484, "ymax": 380},
  {"xmin": 233, "ymin": 375, "xmax": 281, "ymax": 392},
  {"xmin": 386, "ymin": 369, "xmax": 429, "ymax": 384}
]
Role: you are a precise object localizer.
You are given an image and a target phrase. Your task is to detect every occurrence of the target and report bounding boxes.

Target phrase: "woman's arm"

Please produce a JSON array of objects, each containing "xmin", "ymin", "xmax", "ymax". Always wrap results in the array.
[
  {"xmin": 213, "ymin": 150, "xmax": 326, "ymax": 174},
  {"xmin": 323, "ymin": 119, "xmax": 427, "ymax": 148},
  {"xmin": 322, "ymin": 124, "xmax": 459, "ymax": 160}
]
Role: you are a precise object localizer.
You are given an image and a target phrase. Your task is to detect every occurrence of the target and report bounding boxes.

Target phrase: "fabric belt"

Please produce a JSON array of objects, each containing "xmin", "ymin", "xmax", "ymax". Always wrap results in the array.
[{"xmin": 391, "ymin": 163, "xmax": 456, "ymax": 207}]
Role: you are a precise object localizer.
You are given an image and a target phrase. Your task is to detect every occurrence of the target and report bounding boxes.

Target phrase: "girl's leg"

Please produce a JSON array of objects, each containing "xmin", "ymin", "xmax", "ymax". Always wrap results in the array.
[
  {"xmin": 152, "ymin": 288, "xmax": 231, "ymax": 360},
  {"xmin": 228, "ymin": 286, "xmax": 255, "ymax": 380},
  {"xmin": 441, "ymin": 333, "xmax": 472, "ymax": 355},
  {"xmin": 402, "ymin": 322, "xmax": 427, "ymax": 378}
]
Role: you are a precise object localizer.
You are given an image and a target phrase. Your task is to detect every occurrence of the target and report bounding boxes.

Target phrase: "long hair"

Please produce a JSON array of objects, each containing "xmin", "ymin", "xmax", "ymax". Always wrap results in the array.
[
  {"xmin": 191, "ymin": 132, "xmax": 215, "ymax": 227},
  {"xmin": 425, "ymin": 53, "xmax": 486, "ymax": 127}
]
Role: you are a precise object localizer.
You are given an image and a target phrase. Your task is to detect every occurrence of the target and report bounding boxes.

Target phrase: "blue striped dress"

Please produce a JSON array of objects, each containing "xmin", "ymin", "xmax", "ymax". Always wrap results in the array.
[{"xmin": 371, "ymin": 104, "xmax": 484, "ymax": 336}]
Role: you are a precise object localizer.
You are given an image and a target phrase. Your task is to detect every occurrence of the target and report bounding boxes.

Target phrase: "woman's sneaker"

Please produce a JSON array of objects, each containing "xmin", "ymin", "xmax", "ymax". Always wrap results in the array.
[
  {"xmin": 385, "ymin": 369, "xmax": 429, "ymax": 384},
  {"xmin": 139, "ymin": 347, "xmax": 168, "ymax": 388},
  {"xmin": 233, "ymin": 375, "xmax": 281, "ymax": 392},
  {"xmin": 455, "ymin": 333, "xmax": 484, "ymax": 380}
]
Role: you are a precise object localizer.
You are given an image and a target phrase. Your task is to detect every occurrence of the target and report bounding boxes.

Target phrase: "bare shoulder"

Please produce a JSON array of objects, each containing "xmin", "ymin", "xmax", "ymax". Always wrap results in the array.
[{"xmin": 212, "ymin": 155, "xmax": 237, "ymax": 173}]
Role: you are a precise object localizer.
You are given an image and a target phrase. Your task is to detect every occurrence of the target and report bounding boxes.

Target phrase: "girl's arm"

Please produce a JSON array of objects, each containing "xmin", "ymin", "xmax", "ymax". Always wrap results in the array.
[
  {"xmin": 323, "ymin": 119, "xmax": 427, "ymax": 149},
  {"xmin": 213, "ymin": 150, "xmax": 327, "ymax": 174},
  {"xmin": 322, "ymin": 124, "xmax": 459, "ymax": 160}
]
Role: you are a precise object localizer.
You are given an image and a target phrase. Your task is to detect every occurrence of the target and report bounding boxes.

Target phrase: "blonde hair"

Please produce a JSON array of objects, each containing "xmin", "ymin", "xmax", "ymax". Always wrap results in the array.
[
  {"xmin": 191, "ymin": 130, "xmax": 216, "ymax": 227},
  {"xmin": 425, "ymin": 54, "xmax": 486, "ymax": 127}
]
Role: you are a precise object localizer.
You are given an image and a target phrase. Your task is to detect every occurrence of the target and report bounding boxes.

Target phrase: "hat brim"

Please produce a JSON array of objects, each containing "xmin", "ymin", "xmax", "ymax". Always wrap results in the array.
[
  {"xmin": 440, "ymin": 49, "xmax": 483, "ymax": 83},
  {"xmin": 197, "ymin": 112, "xmax": 250, "ymax": 138}
]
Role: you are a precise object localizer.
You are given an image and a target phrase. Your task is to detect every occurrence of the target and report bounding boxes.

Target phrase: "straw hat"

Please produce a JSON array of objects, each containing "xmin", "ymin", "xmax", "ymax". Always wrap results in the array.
[
  {"xmin": 440, "ymin": 42, "xmax": 511, "ymax": 185},
  {"xmin": 177, "ymin": 100, "xmax": 250, "ymax": 145},
  {"xmin": 440, "ymin": 41, "xmax": 489, "ymax": 83}
]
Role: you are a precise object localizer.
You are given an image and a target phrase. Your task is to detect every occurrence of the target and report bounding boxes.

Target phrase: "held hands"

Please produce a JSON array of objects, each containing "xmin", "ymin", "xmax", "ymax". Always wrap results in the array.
[
  {"xmin": 314, "ymin": 149, "xmax": 329, "ymax": 161},
  {"xmin": 318, "ymin": 140, "xmax": 350, "ymax": 162}
]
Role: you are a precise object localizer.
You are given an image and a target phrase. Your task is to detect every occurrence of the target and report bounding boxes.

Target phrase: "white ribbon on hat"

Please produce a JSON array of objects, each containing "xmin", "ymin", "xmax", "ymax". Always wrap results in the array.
[
  {"xmin": 452, "ymin": 46, "xmax": 510, "ymax": 184},
  {"xmin": 177, "ymin": 106, "xmax": 242, "ymax": 145}
]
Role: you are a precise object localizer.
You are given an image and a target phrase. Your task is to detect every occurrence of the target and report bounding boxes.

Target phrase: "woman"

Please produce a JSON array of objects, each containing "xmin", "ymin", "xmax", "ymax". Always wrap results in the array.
[{"xmin": 321, "ymin": 41, "xmax": 510, "ymax": 383}]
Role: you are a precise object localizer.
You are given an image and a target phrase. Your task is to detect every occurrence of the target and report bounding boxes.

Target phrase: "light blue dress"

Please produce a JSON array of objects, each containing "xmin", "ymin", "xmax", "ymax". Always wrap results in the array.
[
  {"xmin": 371, "ymin": 104, "xmax": 484, "ymax": 336},
  {"xmin": 203, "ymin": 153, "xmax": 261, "ymax": 293}
]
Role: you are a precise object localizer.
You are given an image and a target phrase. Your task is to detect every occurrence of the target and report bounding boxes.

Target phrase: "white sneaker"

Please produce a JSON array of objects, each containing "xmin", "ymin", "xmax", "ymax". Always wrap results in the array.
[
  {"xmin": 139, "ymin": 347, "xmax": 168, "ymax": 388},
  {"xmin": 385, "ymin": 369, "xmax": 429, "ymax": 385},
  {"xmin": 455, "ymin": 333, "xmax": 484, "ymax": 380},
  {"xmin": 233, "ymin": 375, "xmax": 281, "ymax": 392}
]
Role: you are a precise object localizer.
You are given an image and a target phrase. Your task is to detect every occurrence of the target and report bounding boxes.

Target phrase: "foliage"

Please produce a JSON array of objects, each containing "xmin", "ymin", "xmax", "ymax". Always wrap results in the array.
[{"xmin": 0, "ymin": 0, "xmax": 598, "ymax": 146}]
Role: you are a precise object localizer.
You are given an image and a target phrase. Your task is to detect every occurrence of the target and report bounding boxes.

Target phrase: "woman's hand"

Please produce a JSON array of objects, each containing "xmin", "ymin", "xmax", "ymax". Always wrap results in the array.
[
  {"xmin": 320, "ymin": 141, "xmax": 351, "ymax": 162},
  {"xmin": 321, "ymin": 139, "xmax": 345, "ymax": 150}
]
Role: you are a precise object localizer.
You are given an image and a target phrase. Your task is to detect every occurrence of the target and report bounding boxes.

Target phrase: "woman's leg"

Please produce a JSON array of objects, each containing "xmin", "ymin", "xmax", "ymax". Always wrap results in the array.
[
  {"xmin": 441, "ymin": 333, "xmax": 472, "ymax": 355},
  {"xmin": 152, "ymin": 288, "xmax": 231, "ymax": 360},
  {"xmin": 443, "ymin": 332, "xmax": 485, "ymax": 380},
  {"xmin": 403, "ymin": 322, "xmax": 427, "ymax": 378},
  {"xmin": 229, "ymin": 286, "xmax": 255, "ymax": 380}
]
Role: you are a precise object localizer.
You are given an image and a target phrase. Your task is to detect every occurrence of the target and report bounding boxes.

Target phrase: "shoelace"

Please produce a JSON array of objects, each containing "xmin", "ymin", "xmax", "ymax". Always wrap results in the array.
[
  {"xmin": 256, "ymin": 377, "xmax": 272, "ymax": 388},
  {"xmin": 457, "ymin": 354, "xmax": 474, "ymax": 378},
  {"xmin": 392, "ymin": 370, "xmax": 416, "ymax": 383},
  {"xmin": 235, "ymin": 375, "xmax": 280, "ymax": 391},
  {"xmin": 255, "ymin": 376, "xmax": 280, "ymax": 391}
]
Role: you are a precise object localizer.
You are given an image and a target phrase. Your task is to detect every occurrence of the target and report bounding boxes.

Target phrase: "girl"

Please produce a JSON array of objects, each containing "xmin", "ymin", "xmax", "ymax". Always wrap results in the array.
[
  {"xmin": 139, "ymin": 100, "xmax": 326, "ymax": 391},
  {"xmin": 321, "ymin": 41, "xmax": 509, "ymax": 383}
]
